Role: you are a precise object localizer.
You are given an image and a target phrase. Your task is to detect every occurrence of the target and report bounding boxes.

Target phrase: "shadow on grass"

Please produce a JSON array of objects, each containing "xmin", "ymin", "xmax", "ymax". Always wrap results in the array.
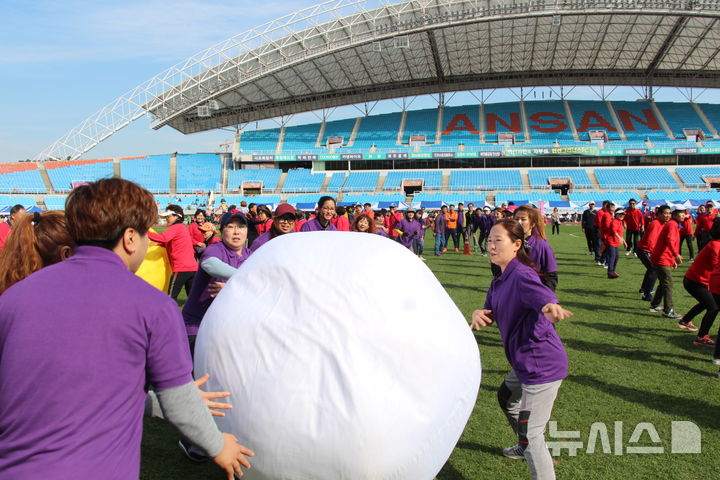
[
  {"xmin": 569, "ymin": 374, "xmax": 720, "ymax": 430},
  {"xmin": 574, "ymin": 321, "xmax": 672, "ymax": 339},
  {"xmin": 560, "ymin": 299, "xmax": 645, "ymax": 315},
  {"xmin": 436, "ymin": 460, "xmax": 470, "ymax": 480},
  {"xmin": 565, "ymin": 337, "xmax": 710, "ymax": 376}
]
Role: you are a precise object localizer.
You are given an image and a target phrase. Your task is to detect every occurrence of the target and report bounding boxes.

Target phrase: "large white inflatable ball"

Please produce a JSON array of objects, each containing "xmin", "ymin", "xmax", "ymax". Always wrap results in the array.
[{"xmin": 195, "ymin": 232, "xmax": 481, "ymax": 480}]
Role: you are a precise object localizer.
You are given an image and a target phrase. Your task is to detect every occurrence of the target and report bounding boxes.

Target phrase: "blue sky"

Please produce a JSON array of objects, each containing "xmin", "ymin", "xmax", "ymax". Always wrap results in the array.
[{"xmin": 0, "ymin": 0, "xmax": 713, "ymax": 163}]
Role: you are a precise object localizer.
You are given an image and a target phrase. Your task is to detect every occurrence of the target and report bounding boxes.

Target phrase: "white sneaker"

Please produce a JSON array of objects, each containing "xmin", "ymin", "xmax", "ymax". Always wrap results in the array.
[
  {"xmin": 502, "ymin": 445, "xmax": 526, "ymax": 460},
  {"xmin": 625, "ymin": 251, "xmax": 631, "ymax": 256},
  {"xmin": 712, "ymin": 357, "xmax": 720, "ymax": 366}
]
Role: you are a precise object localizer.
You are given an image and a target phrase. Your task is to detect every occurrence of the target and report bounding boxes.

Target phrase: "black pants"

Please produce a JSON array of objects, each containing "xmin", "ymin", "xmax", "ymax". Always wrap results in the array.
[
  {"xmin": 606, "ymin": 245, "xmax": 618, "ymax": 275},
  {"xmin": 584, "ymin": 227, "xmax": 600, "ymax": 260},
  {"xmin": 698, "ymin": 232, "xmax": 711, "ymax": 252},
  {"xmin": 636, "ymin": 249, "xmax": 657, "ymax": 295},
  {"xmin": 680, "ymin": 235, "xmax": 695, "ymax": 259},
  {"xmin": 625, "ymin": 230, "xmax": 641, "ymax": 253},
  {"xmin": 652, "ymin": 265, "xmax": 674, "ymax": 313},
  {"xmin": 551, "ymin": 222, "xmax": 560, "ymax": 235},
  {"xmin": 448, "ymin": 228, "xmax": 459, "ymax": 249},
  {"xmin": 683, "ymin": 277, "xmax": 719, "ymax": 336},
  {"xmin": 169, "ymin": 271, "xmax": 195, "ymax": 300}
]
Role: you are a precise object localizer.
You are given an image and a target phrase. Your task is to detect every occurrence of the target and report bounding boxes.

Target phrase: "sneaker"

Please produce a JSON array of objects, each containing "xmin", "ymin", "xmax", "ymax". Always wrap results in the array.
[
  {"xmin": 712, "ymin": 357, "xmax": 720, "ymax": 365},
  {"xmin": 178, "ymin": 440, "xmax": 209, "ymax": 463},
  {"xmin": 634, "ymin": 253, "xmax": 637, "ymax": 257},
  {"xmin": 454, "ymin": 248, "xmax": 459, "ymax": 252},
  {"xmin": 649, "ymin": 305, "xmax": 663, "ymax": 312},
  {"xmin": 443, "ymin": 248, "xmax": 447, "ymax": 252},
  {"xmin": 664, "ymin": 310, "xmax": 684, "ymax": 320},
  {"xmin": 502, "ymin": 444, "xmax": 526, "ymax": 460},
  {"xmin": 693, "ymin": 335, "xmax": 715, "ymax": 346},
  {"xmin": 677, "ymin": 319, "xmax": 698, "ymax": 330},
  {"xmin": 597, "ymin": 261, "xmax": 603, "ymax": 266},
  {"xmin": 641, "ymin": 294, "xmax": 653, "ymax": 302},
  {"xmin": 625, "ymin": 251, "xmax": 631, "ymax": 256},
  {"xmin": 639, "ymin": 288, "xmax": 645, "ymax": 294},
  {"xmin": 603, "ymin": 264, "xmax": 608, "ymax": 269},
  {"xmin": 608, "ymin": 272, "xmax": 620, "ymax": 279}
]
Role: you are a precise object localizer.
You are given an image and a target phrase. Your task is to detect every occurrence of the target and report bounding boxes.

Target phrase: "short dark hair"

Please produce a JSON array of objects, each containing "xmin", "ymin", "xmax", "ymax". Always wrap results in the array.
[
  {"xmin": 318, "ymin": 196, "xmax": 336, "ymax": 209},
  {"xmin": 10, "ymin": 204, "xmax": 24, "ymax": 215},
  {"xmin": 658, "ymin": 205, "xmax": 671, "ymax": 215},
  {"xmin": 66, "ymin": 178, "xmax": 157, "ymax": 249},
  {"xmin": 194, "ymin": 209, "xmax": 206, "ymax": 217}
]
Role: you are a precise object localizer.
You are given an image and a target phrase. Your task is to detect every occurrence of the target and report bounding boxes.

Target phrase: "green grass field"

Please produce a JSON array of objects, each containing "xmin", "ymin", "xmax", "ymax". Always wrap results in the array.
[{"xmin": 141, "ymin": 225, "xmax": 719, "ymax": 479}]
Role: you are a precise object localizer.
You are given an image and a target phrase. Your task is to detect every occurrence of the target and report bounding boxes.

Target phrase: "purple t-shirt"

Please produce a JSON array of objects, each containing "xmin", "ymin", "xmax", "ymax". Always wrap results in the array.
[
  {"xmin": 182, "ymin": 241, "xmax": 251, "ymax": 335},
  {"xmin": 0, "ymin": 246, "xmax": 192, "ymax": 479},
  {"xmin": 527, "ymin": 235, "xmax": 558, "ymax": 273},
  {"xmin": 483, "ymin": 257, "xmax": 568, "ymax": 384},
  {"xmin": 300, "ymin": 217, "xmax": 337, "ymax": 232},
  {"xmin": 395, "ymin": 218, "xmax": 422, "ymax": 248}
]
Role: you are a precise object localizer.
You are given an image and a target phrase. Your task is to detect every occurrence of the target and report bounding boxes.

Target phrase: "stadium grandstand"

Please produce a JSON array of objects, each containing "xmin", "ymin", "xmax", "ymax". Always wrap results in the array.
[{"xmin": 3, "ymin": 0, "xmax": 720, "ymax": 212}]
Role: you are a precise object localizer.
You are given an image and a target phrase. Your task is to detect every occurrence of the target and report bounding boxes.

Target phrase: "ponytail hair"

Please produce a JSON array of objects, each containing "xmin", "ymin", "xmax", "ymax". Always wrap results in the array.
[
  {"xmin": 514, "ymin": 205, "xmax": 546, "ymax": 239},
  {"xmin": 0, "ymin": 211, "xmax": 74, "ymax": 295},
  {"xmin": 492, "ymin": 219, "xmax": 537, "ymax": 271}
]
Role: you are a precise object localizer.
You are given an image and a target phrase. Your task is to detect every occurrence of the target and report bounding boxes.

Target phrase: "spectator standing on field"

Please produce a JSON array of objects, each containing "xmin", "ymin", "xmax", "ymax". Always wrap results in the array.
[
  {"xmin": 434, "ymin": 205, "xmax": 448, "ymax": 256},
  {"xmin": 624, "ymin": 198, "xmax": 644, "ymax": 256},
  {"xmin": 581, "ymin": 201, "xmax": 600, "ymax": 261},
  {"xmin": 679, "ymin": 213, "xmax": 695, "ymax": 261}
]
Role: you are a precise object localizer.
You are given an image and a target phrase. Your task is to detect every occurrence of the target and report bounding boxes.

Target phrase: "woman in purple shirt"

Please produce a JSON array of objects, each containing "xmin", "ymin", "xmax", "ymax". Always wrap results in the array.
[
  {"xmin": 183, "ymin": 211, "xmax": 252, "ymax": 355},
  {"xmin": 395, "ymin": 208, "xmax": 422, "ymax": 256},
  {"xmin": 471, "ymin": 219, "xmax": 572, "ymax": 480},
  {"xmin": 300, "ymin": 196, "xmax": 337, "ymax": 232},
  {"xmin": 250, "ymin": 203, "xmax": 297, "ymax": 252},
  {"xmin": 514, "ymin": 205, "xmax": 559, "ymax": 291}
]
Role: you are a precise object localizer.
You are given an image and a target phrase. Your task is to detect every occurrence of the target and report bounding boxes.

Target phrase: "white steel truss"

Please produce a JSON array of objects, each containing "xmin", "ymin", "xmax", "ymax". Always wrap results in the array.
[{"xmin": 36, "ymin": 0, "xmax": 720, "ymax": 160}]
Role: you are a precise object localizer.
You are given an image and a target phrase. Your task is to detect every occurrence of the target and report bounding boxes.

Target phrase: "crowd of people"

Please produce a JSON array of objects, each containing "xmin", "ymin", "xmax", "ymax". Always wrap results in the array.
[
  {"xmin": 581, "ymin": 198, "xmax": 720, "ymax": 356},
  {"xmin": 0, "ymin": 180, "xmax": 717, "ymax": 480}
]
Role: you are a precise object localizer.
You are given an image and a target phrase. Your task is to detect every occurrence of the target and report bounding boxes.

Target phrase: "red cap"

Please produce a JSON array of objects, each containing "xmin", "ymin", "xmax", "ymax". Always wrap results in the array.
[{"xmin": 275, "ymin": 203, "xmax": 296, "ymax": 217}]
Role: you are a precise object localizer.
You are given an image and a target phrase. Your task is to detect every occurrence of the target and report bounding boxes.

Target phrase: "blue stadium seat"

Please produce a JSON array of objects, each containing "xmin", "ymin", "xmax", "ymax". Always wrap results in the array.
[
  {"xmin": 47, "ymin": 161, "xmax": 114, "ymax": 193},
  {"xmin": 413, "ymin": 192, "xmax": 486, "ymax": 205},
  {"xmin": 656, "ymin": 103, "xmax": 706, "ymax": 139},
  {"xmin": 528, "ymin": 169, "xmax": 592, "ymax": 188},
  {"xmin": 403, "ymin": 108, "xmax": 438, "ymax": 144},
  {"xmin": 326, "ymin": 172, "xmax": 347, "ymax": 192},
  {"xmin": 120, "ymin": 155, "xmax": 170, "ymax": 193},
  {"xmin": 176, "ymin": 154, "xmax": 222, "ymax": 193},
  {"xmin": 353, "ymin": 113, "xmax": 401, "ymax": 149},
  {"xmin": 383, "ymin": 171, "xmax": 442, "ymax": 190},
  {"xmin": 227, "ymin": 169, "xmax": 282, "ymax": 192},
  {"xmin": 449, "ymin": 170, "xmax": 523, "ymax": 190},
  {"xmin": 525, "ymin": 101, "xmax": 575, "ymax": 143},
  {"xmin": 240, "ymin": 128, "xmax": 280, "ymax": 153},
  {"xmin": 0, "ymin": 194, "xmax": 39, "ymax": 207},
  {"xmin": 483, "ymin": 102, "xmax": 524, "ymax": 142},
  {"xmin": 676, "ymin": 167, "xmax": 720, "ymax": 188},
  {"xmin": 281, "ymin": 124, "xmax": 320, "ymax": 152},
  {"xmin": 282, "ymin": 169, "xmax": 326, "ymax": 193},
  {"xmin": 610, "ymin": 101, "xmax": 669, "ymax": 140},
  {"xmin": 322, "ymin": 119, "xmax": 357, "ymax": 147},
  {"xmin": 594, "ymin": 168, "xmax": 677, "ymax": 189},
  {"xmin": 567, "ymin": 100, "xmax": 621, "ymax": 141},
  {"xmin": 342, "ymin": 171, "xmax": 380, "ymax": 192},
  {"xmin": 441, "ymin": 105, "xmax": 481, "ymax": 147},
  {"xmin": 43, "ymin": 195, "xmax": 68, "ymax": 210},
  {"xmin": 0, "ymin": 170, "xmax": 47, "ymax": 194}
]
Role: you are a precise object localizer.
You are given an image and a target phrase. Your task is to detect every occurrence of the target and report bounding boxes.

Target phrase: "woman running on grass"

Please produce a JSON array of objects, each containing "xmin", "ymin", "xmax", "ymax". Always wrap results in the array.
[{"xmin": 471, "ymin": 219, "xmax": 572, "ymax": 480}]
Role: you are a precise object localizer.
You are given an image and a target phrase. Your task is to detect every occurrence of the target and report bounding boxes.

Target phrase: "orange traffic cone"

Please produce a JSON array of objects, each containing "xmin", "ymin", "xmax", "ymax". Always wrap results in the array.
[{"xmin": 463, "ymin": 236, "xmax": 471, "ymax": 255}]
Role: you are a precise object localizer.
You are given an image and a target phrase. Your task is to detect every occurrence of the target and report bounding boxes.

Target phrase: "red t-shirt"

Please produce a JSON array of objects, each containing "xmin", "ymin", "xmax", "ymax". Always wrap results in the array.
[
  {"xmin": 606, "ymin": 218, "xmax": 624, "ymax": 247},
  {"xmin": 148, "ymin": 222, "xmax": 198, "ymax": 273},
  {"xmin": 709, "ymin": 257, "xmax": 720, "ymax": 295},
  {"xmin": 335, "ymin": 215, "xmax": 350, "ymax": 232},
  {"xmin": 650, "ymin": 220, "xmax": 682, "ymax": 266},
  {"xmin": 624, "ymin": 207, "xmax": 644, "ymax": 231},
  {"xmin": 679, "ymin": 217, "xmax": 694, "ymax": 237},
  {"xmin": 637, "ymin": 219, "xmax": 664, "ymax": 253},
  {"xmin": 685, "ymin": 239, "xmax": 720, "ymax": 286}
]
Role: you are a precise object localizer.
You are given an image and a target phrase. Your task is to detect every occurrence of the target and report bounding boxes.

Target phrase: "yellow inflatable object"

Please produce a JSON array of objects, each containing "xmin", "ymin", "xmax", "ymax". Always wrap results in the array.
[{"xmin": 136, "ymin": 232, "xmax": 172, "ymax": 292}]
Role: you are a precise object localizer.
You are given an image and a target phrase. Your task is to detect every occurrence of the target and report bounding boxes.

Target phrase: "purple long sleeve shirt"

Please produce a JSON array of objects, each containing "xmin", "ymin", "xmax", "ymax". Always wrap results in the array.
[
  {"xmin": 395, "ymin": 218, "xmax": 422, "ymax": 248},
  {"xmin": 526, "ymin": 235, "xmax": 558, "ymax": 273},
  {"xmin": 182, "ymin": 241, "xmax": 251, "ymax": 335},
  {"xmin": 434, "ymin": 213, "xmax": 447, "ymax": 235},
  {"xmin": 483, "ymin": 257, "xmax": 568, "ymax": 384}
]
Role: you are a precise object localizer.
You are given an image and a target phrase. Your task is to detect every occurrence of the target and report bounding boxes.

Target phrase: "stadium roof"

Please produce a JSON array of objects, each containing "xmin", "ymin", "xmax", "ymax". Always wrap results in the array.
[{"xmin": 38, "ymin": 0, "xmax": 720, "ymax": 160}]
